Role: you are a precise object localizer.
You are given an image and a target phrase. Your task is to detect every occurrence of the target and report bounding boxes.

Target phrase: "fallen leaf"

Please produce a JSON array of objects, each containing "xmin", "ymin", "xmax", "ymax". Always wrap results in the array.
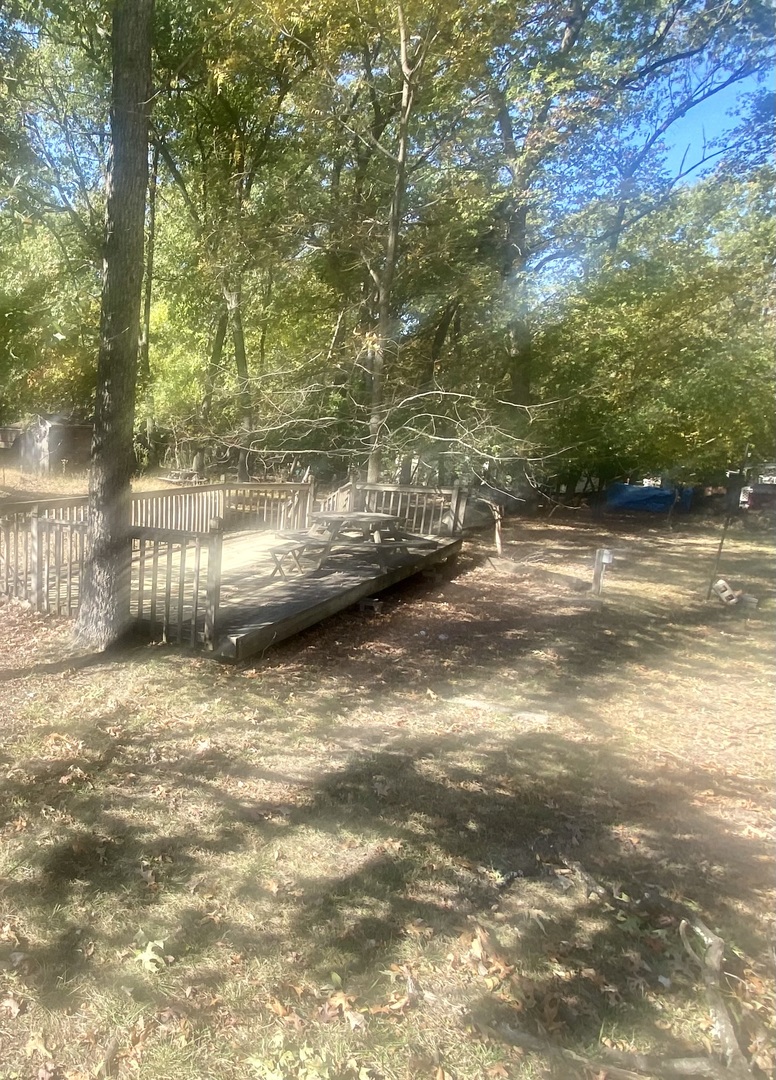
[
  {"xmin": 0, "ymin": 993, "xmax": 23, "ymax": 1018},
  {"xmin": 134, "ymin": 940, "xmax": 165, "ymax": 973},
  {"xmin": 328, "ymin": 990, "xmax": 356, "ymax": 1010},
  {"xmin": 345, "ymin": 1008, "xmax": 366, "ymax": 1030},
  {"xmin": 25, "ymin": 1033, "xmax": 53, "ymax": 1058}
]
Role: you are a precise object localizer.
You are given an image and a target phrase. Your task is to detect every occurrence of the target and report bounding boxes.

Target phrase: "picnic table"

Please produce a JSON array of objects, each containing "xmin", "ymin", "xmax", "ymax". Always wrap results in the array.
[
  {"xmin": 269, "ymin": 510, "xmax": 417, "ymax": 578},
  {"xmin": 310, "ymin": 510, "xmax": 404, "ymax": 542}
]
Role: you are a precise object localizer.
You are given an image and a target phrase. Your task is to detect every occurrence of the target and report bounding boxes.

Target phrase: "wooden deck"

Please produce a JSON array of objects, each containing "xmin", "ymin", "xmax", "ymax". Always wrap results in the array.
[
  {"xmin": 2, "ymin": 483, "xmax": 467, "ymax": 659},
  {"xmin": 214, "ymin": 531, "xmax": 462, "ymax": 662}
]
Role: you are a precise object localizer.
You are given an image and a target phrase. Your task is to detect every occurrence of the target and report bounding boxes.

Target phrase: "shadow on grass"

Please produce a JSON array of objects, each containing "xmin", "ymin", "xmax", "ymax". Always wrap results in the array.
[
  {"xmin": 0, "ymin": 638, "xmax": 156, "ymax": 684},
  {"xmin": 0, "ymin": 523, "xmax": 772, "ymax": 1075},
  {"xmin": 2, "ymin": 722, "xmax": 772, "ymax": 1072}
]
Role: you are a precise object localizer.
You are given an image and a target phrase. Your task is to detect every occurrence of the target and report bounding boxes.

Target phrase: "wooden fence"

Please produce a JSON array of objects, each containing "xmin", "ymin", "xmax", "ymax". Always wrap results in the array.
[
  {"xmin": 318, "ymin": 481, "xmax": 467, "ymax": 535},
  {"xmin": 0, "ymin": 479, "xmax": 312, "ymax": 643},
  {"xmin": 1, "ymin": 509, "xmax": 87, "ymax": 615},
  {"xmin": 130, "ymin": 522, "xmax": 222, "ymax": 648},
  {"xmin": 129, "ymin": 480, "xmax": 313, "ymax": 532}
]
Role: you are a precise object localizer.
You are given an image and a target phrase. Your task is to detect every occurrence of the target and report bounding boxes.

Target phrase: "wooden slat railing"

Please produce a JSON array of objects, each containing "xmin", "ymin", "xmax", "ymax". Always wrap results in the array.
[
  {"xmin": 317, "ymin": 481, "xmax": 356, "ymax": 515},
  {"xmin": 1, "ymin": 508, "xmax": 32, "ymax": 600},
  {"xmin": 1, "ymin": 504, "xmax": 224, "ymax": 647},
  {"xmin": 131, "ymin": 485, "xmax": 226, "ymax": 532},
  {"xmin": 1, "ymin": 479, "xmax": 315, "ymax": 536},
  {"xmin": 34, "ymin": 516, "xmax": 88, "ymax": 616},
  {"xmin": 130, "ymin": 518, "xmax": 222, "ymax": 648},
  {"xmin": 317, "ymin": 481, "xmax": 467, "ymax": 534},
  {"xmin": 222, "ymin": 481, "xmax": 313, "ymax": 531},
  {"xmin": 1, "ymin": 511, "xmax": 88, "ymax": 615}
]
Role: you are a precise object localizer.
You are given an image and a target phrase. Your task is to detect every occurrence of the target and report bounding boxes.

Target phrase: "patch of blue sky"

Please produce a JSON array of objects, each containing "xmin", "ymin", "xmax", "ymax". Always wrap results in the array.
[{"xmin": 661, "ymin": 71, "xmax": 772, "ymax": 183}]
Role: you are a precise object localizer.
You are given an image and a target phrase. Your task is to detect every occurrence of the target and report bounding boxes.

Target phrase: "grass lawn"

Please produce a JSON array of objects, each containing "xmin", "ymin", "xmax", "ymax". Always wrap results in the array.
[{"xmin": 1, "ymin": 499, "xmax": 774, "ymax": 1079}]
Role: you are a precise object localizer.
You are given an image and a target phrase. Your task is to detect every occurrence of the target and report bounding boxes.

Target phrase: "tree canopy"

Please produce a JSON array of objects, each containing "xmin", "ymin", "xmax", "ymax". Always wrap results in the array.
[{"xmin": 1, "ymin": 0, "xmax": 773, "ymax": 486}]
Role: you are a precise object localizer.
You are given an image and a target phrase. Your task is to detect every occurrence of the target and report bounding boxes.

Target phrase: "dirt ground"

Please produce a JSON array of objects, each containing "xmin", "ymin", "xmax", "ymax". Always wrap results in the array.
[{"xmin": 0, "ymin": 497, "xmax": 774, "ymax": 1079}]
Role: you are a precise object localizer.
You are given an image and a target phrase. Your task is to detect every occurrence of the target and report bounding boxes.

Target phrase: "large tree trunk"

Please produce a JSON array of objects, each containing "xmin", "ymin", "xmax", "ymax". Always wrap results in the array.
[
  {"xmin": 366, "ymin": 2, "xmax": 419, "ymax": 484},
  {"xmin": 224, "ymin": 280, "xmax": 253, "ymax": 482},
  {"xmin": 76, "ymin": 0, "xmax": 153, "ymax": 649}
]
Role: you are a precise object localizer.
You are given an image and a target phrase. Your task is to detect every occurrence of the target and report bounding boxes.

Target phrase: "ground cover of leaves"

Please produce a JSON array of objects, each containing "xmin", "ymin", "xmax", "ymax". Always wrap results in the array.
[{"xmin": 0, "ymin": 511, "xmax": 774, "ymax": 1080}]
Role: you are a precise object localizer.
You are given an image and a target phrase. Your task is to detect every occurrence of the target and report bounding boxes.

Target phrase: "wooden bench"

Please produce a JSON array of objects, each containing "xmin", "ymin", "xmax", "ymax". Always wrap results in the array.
[
  {"xmin": 268, "ymin": 541, "xmax": 306, "ymax": 579},
  {"xmin": 322, "ymin": 538, "xmax": 422, "ymax": 569},
  {"xmin": 269, "ymin": 535, "xmax": 331, "ymax": 578}
]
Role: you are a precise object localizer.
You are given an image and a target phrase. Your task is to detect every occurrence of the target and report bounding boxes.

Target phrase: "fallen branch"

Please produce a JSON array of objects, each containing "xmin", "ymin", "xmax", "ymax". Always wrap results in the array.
[
  {"xmin": 679, "ymin": 919, "xmax": 756, "ymax": 1080},
  {"xmin": 495, "ymin": 1021, "xmax": 732, "ymax": 1078},
  {"xmin": 505, "ymin": 861, "xmax": 758, "ymax": 1079}
]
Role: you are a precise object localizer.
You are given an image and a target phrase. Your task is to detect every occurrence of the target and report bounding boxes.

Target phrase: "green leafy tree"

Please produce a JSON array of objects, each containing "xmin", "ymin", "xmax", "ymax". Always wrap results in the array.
[
  {"xmin": 531, "ymin": 166, "xmax": 775, "ymax": 485},
  {"xmin": 76, "ymin": 0, "xmax": 153, "ymax": 648}
]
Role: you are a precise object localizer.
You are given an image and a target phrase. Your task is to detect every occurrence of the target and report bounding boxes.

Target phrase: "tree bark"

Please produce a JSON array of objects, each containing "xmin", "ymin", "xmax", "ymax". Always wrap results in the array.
[
  {"xmin": 139, "ymin": 141, "xmax": 159, "ymax": 464},
  {"xmin": 76, "ymin": 0, "xmax": 153, "ymax": 649},
  {"xmin": 202, "ymin": 308, "xmax": 228, "ymax": 422},
  {"xmin": 224, "ymin": 281, "xmax": 253, "ymax": 481},
  {"xmin": 367, "ymin": 2, "xmax": 421, "ymax": 484}
]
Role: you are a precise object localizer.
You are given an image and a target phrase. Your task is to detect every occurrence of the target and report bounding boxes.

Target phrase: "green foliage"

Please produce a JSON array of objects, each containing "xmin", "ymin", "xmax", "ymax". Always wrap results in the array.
[
  {"xmin": 531, "ymin": 169, "xmax": 776, "ymax": 480},
  {"xmin": 0, "ymin": 0, "xmax": 772, "ymax": 478}
]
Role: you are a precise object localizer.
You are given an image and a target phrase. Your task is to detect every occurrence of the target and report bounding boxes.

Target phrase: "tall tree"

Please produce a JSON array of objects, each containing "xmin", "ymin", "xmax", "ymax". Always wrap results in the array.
[
  {"xmin": 76, "ymin": 0, "xmax": 154, "ymax": 649},
  {"xmin": 530, "ymin": 165, "xmax": 776, "ymax": 483}
]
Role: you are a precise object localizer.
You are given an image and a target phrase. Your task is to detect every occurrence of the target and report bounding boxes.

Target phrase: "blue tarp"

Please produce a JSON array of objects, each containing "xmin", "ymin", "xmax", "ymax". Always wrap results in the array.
[{"xmin": 606, "ymin": 484, "xmax": 678, "ymax": 512}]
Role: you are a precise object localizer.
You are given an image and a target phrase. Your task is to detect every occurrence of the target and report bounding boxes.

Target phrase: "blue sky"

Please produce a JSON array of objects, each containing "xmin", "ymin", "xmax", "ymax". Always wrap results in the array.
[{"xmin": 663, "ymin": 72, "xmax": 772, "ymax": 181}]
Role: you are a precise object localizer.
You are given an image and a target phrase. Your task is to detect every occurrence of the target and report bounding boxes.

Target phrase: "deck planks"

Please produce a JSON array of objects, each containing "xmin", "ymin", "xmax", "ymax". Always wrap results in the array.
[{"xmin": 214, "ymin": 531, "xmax": 462, "ymax": 662}]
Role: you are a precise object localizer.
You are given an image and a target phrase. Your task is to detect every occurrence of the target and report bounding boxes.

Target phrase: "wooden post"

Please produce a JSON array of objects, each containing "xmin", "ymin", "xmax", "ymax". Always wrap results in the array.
[
  {"xmin": 30, "ymin": 508, "xmax": 44, "ymax": 610},
  {"xmin": 454, "ymin": 485, "xmax": 468, "ymax": 535},
  {"xmin": 450, "ymin": 480, "xmax": 464, "ymax": 535},
  {"xmin": 304, "ymin": 476, "xmax": 315, "ymax": 527},
  {"xmin": 706, "ymin": 514, "xmax": 733, "ymax": 601},
  {"xmin": 204, "ymin": 516, "xmax": 223, "ymax": 649}
]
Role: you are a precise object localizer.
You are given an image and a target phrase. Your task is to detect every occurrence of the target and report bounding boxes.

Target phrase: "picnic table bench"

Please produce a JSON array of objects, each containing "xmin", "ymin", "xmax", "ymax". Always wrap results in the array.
[
  {"xmin": 268, "ymin": 534, "xmax": 330, "ymax": 578},
  {"xmin": 268, "ymin": 511, "xmax": 433, "ymax": 578}
]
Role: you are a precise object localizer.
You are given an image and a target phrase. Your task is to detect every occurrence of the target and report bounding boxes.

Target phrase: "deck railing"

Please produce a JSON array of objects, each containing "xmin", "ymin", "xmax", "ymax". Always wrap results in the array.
[
  {"xmin": 0, "ymin": 506, "xmax": 222, "ymax": 645},
  {"xmin": 317, "ymin": 480, "xmax": 467, "ymax": 534},
  {"xmin": 129, "ymin": 480, "xmax": 313, "ymax": 532},
  {"xmin": 0, "ymin": 480, "xmax": 312, "ymax": 640},
  {"xmin": 318, "ymin": 481, "xmax": 357, "ymax": 515},
  {"xmin": 130, "ymin": 519, "xmax": 222, "ymax": 648},
  {"xmin": 1, "ymin": 510, "xmax": 88, "ymax": 615}
]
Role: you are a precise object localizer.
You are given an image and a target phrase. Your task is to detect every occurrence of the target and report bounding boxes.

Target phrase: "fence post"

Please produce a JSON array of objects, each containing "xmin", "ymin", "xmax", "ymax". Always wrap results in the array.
[
  {"xmin": 450, "ymin": 480, "xmax": 466, "ymax": 535},
  {"xmin": 30, "ymin": 507, "xmax": 44, "ymax": 610},
  {"xmin": 204, "ymin": 516, "xmax": 223, "ymax": 649},
  {"xmin": 305, "ymin": 476, "xmax": 315, "ymax": 527}
]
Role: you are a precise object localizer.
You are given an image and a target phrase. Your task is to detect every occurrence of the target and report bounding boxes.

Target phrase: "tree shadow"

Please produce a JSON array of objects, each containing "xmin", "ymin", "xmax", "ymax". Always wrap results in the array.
[{"xmin": 1, "ymin": 522, "xmax": 772, "ymax": 1075}]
